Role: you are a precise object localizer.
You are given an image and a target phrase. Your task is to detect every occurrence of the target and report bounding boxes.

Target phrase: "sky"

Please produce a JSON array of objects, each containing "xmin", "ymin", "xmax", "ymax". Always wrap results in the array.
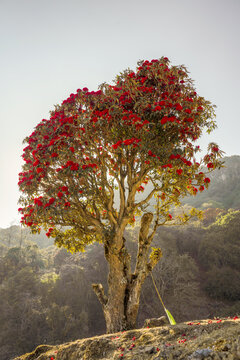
[{"xmin": 0, "ymin": 0, "xmax": 239, "ymax": 228}]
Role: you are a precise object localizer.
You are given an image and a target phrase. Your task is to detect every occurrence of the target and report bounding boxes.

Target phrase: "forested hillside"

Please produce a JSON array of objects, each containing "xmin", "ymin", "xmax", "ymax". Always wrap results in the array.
[
  {"xmin": 182, "ymin": 155, "xmax": 240, "ymax": 209},
  {"xmin": 1, "ymin": 210, "xmax": 240, "ymax": 360},
  {"xmin": 1, "ymin": 156, "xmax": 240, "ymax": 360}
]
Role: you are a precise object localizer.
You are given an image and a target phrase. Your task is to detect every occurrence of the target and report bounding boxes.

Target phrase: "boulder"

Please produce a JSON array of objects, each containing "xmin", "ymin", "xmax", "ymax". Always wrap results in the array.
[{"xmin": 144, "ymin": 316, "xmax": 168, "ymax": 328}]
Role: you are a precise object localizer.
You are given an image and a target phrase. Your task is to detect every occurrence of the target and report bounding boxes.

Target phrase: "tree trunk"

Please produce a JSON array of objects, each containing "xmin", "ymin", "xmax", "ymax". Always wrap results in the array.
[
  {"xmin": 125, "ymin": 213, "xmax": 155, "ymax": 329},
  {"xmin": 93, "ymin": 247, "xmax": 132, "ymax": 333},
  {"xmin": 92, "ymin": 213, "xmax": 158, "ymax": 333},
  {"xmin": 105, "ymin": 250, "xmax": 129, "ymax": 332}
]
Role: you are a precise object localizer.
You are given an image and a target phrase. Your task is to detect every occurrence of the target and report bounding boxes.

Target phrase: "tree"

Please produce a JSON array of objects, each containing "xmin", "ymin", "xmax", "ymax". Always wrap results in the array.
[{"xmin": 18, "ymin": 57, "xmax": 223, "ymax": 333}]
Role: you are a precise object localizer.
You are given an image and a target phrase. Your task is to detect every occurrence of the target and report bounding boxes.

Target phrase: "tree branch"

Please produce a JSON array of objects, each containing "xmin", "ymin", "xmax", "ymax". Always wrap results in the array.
[
  {"xmin": 92, "ymin": 283, "xmax": 108, "ymax": 307},
  {"xmin": 134, "ymin": 212, "xmax": 153, "ymax": 277},
  {"xmin": 118, "ymin": 157, "xmax": 127, "ymax": 223},
  {"xmin": 134, "ymin": 188, "xmax": 157, "ymax": 209}
]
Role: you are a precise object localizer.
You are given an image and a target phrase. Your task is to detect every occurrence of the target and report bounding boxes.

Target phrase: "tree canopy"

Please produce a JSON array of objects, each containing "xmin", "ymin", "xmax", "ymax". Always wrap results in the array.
[{"xmin": 18, "ymin": 57, "xmax": 222, "ymax": 248}]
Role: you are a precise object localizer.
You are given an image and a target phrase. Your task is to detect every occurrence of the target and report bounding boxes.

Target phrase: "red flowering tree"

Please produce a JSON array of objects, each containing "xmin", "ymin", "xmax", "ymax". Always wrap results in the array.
[{"xmin": 18, "ymin": 57, "xmax": 223, "ymax": 333}]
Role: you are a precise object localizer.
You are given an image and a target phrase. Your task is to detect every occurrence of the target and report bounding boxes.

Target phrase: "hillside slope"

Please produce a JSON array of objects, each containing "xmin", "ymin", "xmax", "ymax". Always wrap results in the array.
[{"xmin": 14, "ymin": 317, "xmax": 240, "ymax": 360}]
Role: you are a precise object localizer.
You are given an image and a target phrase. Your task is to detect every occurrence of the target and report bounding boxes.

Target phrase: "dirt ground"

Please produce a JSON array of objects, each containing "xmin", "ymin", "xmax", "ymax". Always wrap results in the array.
[{"xmin": 14, "ymin": 317, "xmax": 240, "ymax": 360}]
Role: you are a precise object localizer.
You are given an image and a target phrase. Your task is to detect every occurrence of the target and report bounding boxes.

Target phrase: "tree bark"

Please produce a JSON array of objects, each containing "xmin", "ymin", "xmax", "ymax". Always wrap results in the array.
[
  {"xmin": 125, "ymin": 212, "xmax": 154, "ymax": 329},
  {"xmin": 92, "ymin": 213, "xmax": 158, "ymax": 333},
  {"xmin": 93, "ymin": 246, "xmax": 131, "ymax": 333}
]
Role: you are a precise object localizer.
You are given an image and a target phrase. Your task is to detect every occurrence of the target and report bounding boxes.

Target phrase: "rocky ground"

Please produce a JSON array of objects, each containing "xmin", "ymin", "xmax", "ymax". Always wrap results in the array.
[{"xmin": 14, "ymin": 317, "xmax": 240, "ymax": 360}]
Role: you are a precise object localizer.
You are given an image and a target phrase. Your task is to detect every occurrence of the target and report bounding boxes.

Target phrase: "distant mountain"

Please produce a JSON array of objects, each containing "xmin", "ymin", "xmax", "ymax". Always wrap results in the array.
[{"xmin": 182, "ymin": 155, "xmax": 240, "ymax": 209}]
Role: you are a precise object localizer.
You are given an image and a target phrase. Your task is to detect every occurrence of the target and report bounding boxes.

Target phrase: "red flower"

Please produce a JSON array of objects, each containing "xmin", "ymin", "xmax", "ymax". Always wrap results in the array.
[
  {"xmin": 71, "ymin": 164, "xmax": 79, "ymax": 171},
  {"xmin": 51, "ymin": 152, "xmax": 58, "ymax": 158},
  {"xmin": 161, "ymin": 116, "xmax": 168, "ymax": 125},
  {"xmin": 148, "ymin": 150, "xmax": 155, "ymax": 156},
  {"xmin": 168, "ymin": 214, "xmax": 172, "ymax": 220},
  {"xmin": 112, "ymin": 140, "xmax": 122, "ymax": 149},
  {"xmin": 154, "ymin": 105, "xmax": 162, "ymax": 111},
  {"xmin": 34, "ymin": 198, "xmax": 43, "ymax": 206},
  {"xmin": 175, "ymin": 103, "xmax": 183, "ymax": 111},
  {"xmin": 49, "ymin": 198, "xmax": 55, "ymax": 205},
  {"xmin": 176, "ymin": 169, "xmax": 183, "ymax": 175},
  {"xmin": 184, "ymin": 109, "xmax": 192, "ymax": 114},
  {"xmin": 36, "ymin": 168, "xmax": 44, "ymax": 173},
  {"xmin": 199, "ymin": 185, "xmax": 204, "ymax": 191},
  {"xmin": 123, "ymin": 139, "xmax": 134, "ymax": 145},
  {"xmin": 61, "ymin": 186, "xmax": 68, "ymax": 192},
  {"xmin": 66, "ymin": 160, "xmax": 74, "ymax": 167},
  {"xmin": 204, "ymin": 177, "xmax": 210, "ymax": 183},
  {"xmin": 46, "ymin": 228, "xmax": 54, "ymax": 237},
  {"xmin": 207, "ymin": 162, "xmax": 214, "ymax": 169},
  {"xmin": 33, "ymin": 160, "xmax": 40, "ymax": 166},
  {"xmin": 57, "ymin": 192, "xmax": 63, "ymax": 198},
  {"xmin": 89, "ymin": 163, "xmax": 98, "ymax": 168}
]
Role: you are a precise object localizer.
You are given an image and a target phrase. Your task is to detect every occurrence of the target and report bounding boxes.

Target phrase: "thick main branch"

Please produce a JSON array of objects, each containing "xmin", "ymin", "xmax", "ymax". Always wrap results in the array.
[
  {"xmin": 92, "ymin": 283, "xmax": 108, "ymax": 307},
  {"xmin": 134, "ymin": 212, "xmax": 153, "ymax": 277}
]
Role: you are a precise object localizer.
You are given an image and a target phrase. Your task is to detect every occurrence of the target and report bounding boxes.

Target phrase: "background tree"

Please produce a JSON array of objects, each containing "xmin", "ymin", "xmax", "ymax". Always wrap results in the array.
[{"xmin": 18, "ymin": 57, "xmax": 223, "ymax": 333}]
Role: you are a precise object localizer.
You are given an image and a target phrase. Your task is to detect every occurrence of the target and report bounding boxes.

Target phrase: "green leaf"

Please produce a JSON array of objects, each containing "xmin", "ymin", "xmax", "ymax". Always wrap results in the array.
[{"xmin": 164, "ymin": 307, "xmax": 176, "ymax": 325}]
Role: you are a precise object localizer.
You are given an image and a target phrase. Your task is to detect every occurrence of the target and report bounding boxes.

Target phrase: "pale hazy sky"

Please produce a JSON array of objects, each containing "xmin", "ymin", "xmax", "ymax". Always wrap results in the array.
[{"xmin": 0, "ymin": 0, "xmax": 239, "ymax": 228}]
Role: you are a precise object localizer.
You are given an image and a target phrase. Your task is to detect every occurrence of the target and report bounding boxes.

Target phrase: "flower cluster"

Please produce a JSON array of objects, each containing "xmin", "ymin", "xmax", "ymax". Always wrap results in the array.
[{"xmin": 112, "ymin": 138, "xmax": 141, "ymax": 149}]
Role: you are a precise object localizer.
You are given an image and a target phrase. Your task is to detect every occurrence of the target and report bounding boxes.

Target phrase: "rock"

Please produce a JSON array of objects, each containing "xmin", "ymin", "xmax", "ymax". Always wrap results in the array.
[
  {"xmin": 144, "ymin": 346, "xmax": 156, "ymax": 354},
  {"xmin": 144, "ymin": 316, "xmax": 168, "ymax": 328},
  {"xmin": 189, "ymin": 348, "xmax": 212, "ymax": 359}
]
